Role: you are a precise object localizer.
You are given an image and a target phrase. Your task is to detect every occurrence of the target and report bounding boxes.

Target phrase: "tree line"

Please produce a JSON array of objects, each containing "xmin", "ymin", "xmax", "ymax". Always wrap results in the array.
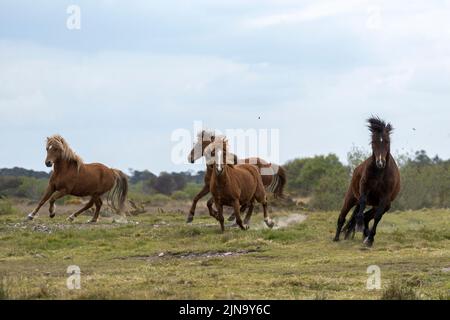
[{"xmin": 1, "ymin": 149, "xmax": 449, "ymax": 211}]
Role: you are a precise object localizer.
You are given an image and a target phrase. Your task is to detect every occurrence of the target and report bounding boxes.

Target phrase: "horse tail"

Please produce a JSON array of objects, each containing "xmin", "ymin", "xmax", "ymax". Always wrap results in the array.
[
  {"xmin": 108, "ymin": 169, "xmax": 129, "ymax": 214},
  {"xmin": 273, "ymin": 165, "xmax": 287, "ymax": 199}
]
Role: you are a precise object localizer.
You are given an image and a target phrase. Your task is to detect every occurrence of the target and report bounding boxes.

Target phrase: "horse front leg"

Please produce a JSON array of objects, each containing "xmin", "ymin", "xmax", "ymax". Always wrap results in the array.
[
  {"xmin": 48, "ymin": 190, "xmax": 68, "ymax": 218},
  {"xmin": 187, "ymin": 184, "xmax": 210, "ymax": 223},
  {"xmin": 364, "ymin": 203, "xmax": 390, "ymax": 247},
  {"xmin": 233, "ymin": 200, "xmax": 248, "ymax": 230},
  {"xmin": 206, "ymin": 197, "xmax": 218, "ymax": 219},
  {"xmin": 355, "ymin": 194, "xmax": 367, "ymax": 233},
  {"xmin": 216, "ymin": 203, "xmax": 225, "ymax": 232},
  {"xmin": 27, "ymin": 184, "xmax": 55, "ymax": 220}
]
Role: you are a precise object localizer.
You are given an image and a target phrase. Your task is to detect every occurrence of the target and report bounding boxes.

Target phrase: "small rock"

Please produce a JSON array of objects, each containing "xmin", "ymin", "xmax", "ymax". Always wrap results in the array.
[
  {"xmin": 223, "ymin": 252, "xmax": 233, "ymax": 256},
  {"xmin": 34, "ymin": 253, "xmax": 46, "ymax": 259},
  {"xmin": 63, "ymin": 256, "xmax": 72, "ymax": 260},
  {"xmin": 158, "ymin": 252, "xmax": 165, "ymax": 257},
  {"xmin": 442, "ymin": 267, "xmax": 450, "ymax": 273}
]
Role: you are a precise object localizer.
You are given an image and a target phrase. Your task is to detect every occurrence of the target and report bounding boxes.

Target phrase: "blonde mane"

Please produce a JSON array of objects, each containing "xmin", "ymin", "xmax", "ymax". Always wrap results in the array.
[
  {"xmin": 204, "ymin": 135, "xmax": 235, "ymax": 165},
  {"xmin": 197, "ymin": 129, "xmax": 216, "ymax": 142},
  {"xmin": 46, "ymin": 135, "xmax": 83, "ymax": 170}
]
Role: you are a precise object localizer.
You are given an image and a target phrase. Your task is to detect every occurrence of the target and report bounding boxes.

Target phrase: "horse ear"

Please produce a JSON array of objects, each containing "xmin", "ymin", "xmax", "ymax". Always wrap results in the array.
[{"xmin": 386, "ymin": 123, "xmax": 393, "ymax": 133}]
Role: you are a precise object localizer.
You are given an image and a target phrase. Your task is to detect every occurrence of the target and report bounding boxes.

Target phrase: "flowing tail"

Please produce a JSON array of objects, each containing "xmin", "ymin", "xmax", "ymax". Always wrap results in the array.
[
  {"xmin": 273, "ymin": 165, "xmax": 287, "ymax": 199},
  {"xmin": 108, "ymin": 169, "xmax": 129, "ymax": 214}
]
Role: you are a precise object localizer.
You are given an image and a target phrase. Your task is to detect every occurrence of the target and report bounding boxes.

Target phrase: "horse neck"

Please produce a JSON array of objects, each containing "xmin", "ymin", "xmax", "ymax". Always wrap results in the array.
[
  {"xmin": 53, "ymin": 158, "xmax": 80, "ymax": 174},
  {"xmin": 214, "ymin": 166, "xmax": 231, "ymax": 187}
]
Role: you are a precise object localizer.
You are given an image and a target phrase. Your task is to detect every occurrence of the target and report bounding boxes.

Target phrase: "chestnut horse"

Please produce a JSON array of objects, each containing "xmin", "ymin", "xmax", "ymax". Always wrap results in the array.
[
  {"xmin": 186, "ymin": 130, "xmax": 286, "ymax": 223},
  {"xmin": 205, "ymin": 137, "xmax": 274, "ymax": 232},
  {"xmin": 333, "ymin": 117, "xmax": 401, "ymax": 246},
  {"xmin": 27, "ymin": 135, "xmax": 128, "ymax": 223}
]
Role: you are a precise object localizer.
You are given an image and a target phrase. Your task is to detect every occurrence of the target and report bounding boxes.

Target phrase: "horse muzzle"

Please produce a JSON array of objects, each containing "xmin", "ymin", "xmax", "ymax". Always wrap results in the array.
[
  {"xmin": 45, "ymin": 161, "xmax": 53, "ymax": 168},
  {"xmin": 376, "ymin": 159, "xmax": 386, "ymax": 169}
]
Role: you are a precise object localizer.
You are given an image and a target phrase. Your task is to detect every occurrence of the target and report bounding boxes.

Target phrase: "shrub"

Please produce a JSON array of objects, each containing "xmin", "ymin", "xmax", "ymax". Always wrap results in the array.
[
  {"xmin": 0, "ymin": 198, "xmax": 17, "ymax": 216},
  {"xmin": 171, "ymin": 191, "xmax": 190, "ymax": 201},
  {"xmin": 310, "ymin": 170, "xmax": 349, "ymax": 211},
  {"xmin": 381, "ymin": 281, "xmax": 419, "ymax": 300}
]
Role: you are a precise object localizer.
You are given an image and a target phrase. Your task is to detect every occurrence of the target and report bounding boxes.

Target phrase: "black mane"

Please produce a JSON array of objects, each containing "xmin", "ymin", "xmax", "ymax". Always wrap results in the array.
[{"xmin": 367, "ymin": 116, "xmax": 393, "ymax": 135}]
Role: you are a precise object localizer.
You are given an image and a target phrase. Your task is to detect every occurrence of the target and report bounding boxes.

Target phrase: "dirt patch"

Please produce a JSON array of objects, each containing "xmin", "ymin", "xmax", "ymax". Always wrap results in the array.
[
  {"xmin": 5, "ymin": 219, "xmax": 136, "ymax": 233},
  {"xmin": 273, "ymin": 213, "xmax": 307, "ymax": 229},
  {"xmin": 122, "ymin": 249, "xmax": 260, "ymax": 261}
]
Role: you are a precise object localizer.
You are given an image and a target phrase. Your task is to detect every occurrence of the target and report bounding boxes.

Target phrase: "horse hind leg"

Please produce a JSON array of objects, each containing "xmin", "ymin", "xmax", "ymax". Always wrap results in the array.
[
  {"xmin": 228, "ymin": 204, "xmax": 247, "ymax": 222},
  {"xmin": 243, "ymin": 202, "xmax": 254, "ymax": 225},
  {"xmin": 67, "ymin": 198, "xmax": 95, "ymax": 222},
  {"xmin": 334, "ymin": 194, "xmax": 357, "ymax": 242},
  {"xmin": 89, "ymin": 197, "xmax": 103, "ymax": 223},
  {"xmin": 343, "ymin": 204, "xmax": 360, "ymax": 240}
]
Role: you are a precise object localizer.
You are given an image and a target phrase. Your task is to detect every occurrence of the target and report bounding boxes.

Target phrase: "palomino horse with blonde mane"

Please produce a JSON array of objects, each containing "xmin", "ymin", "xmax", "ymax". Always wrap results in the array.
[
  {"xmin": 205, "ymin": 136, "xmax": 274, "ymax": 232},
  {"xmin": 27, "ymin": 135, "xmax": 128, "ymax": 222},
  {"xmin": 187, "ymin": 130, "xmax": 286, "ymax": 223}
]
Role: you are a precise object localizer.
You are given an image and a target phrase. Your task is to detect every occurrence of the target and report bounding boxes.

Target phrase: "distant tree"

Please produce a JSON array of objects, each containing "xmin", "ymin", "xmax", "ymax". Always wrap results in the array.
[
  {"xmin": 153, "ymin": 172, "xmax": 177, "ymax": 195},
  {"xmin": 0, "ymin": 167, "xmax": 49, "ymax": 179},
  {"xmin": 347, "ymin": 145, "xmax": 370, "ymax": 173},
  {"xmin": 128, "ymin": 169, "xmax": 157, "ymax": 184},
  {"xmin": 284, "ymin": 154, "xmax": 347, "ymax": 196}
]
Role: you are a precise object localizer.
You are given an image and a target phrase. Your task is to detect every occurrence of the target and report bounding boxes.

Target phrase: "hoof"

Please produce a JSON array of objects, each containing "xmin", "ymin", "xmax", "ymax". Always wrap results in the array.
[
  {"xmin": 49, "ymin": 213, "xmax": 56, "ymax": 219},
  {"xmin": 265, "ymin": 219, "xmax": 275, "ymax": 229},
  {"xmin": 67, "ymin": 216, "xmax": 75, "ymax": 222},
  {"xmin": 87, "ymin": 219, "xmax": 98, "ymax": 224},
  {"xmin": 363, "ymin": 237, "xmax": 374, "ymax": 247},
  {"xmin": 333, "ymin": 237, "xmax": 340, "ymax": 242},
  {"xmin": 186, "ymin": 214, "xmax": 194, "ymax": 224},
  {"xmin": 227, "ymin": 215, "xmax": 236, "ymax": 222},
  {"xmin": 243, "ymin": 224, "xmax": 250, "ymax": 230},
  {"xmin": 26, "ymin": 214, "xmax": 34, "ymax": 221}
]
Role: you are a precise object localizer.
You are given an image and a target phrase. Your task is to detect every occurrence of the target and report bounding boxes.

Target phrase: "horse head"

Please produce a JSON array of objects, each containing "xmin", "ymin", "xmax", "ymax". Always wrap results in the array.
[
  {"xmin": 188, "ymin": 130, "xmax": 216, "ymax": 163},
  {"xmin": 368, "ymin": 117, "xmax": 393, "ymax": 169}
]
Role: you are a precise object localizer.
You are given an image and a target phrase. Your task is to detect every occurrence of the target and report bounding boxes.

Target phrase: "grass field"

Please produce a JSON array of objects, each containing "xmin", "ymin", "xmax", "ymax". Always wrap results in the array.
[{"xmin": 0, "ymin": 200, "xmax": 449, "ymax": 300}]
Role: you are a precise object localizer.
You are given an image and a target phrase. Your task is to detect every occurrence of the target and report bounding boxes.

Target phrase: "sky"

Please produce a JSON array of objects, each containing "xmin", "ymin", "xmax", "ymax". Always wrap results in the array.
[{"xmin": 1, "ymin": 0, "xmax": 450, "ymax": 174}]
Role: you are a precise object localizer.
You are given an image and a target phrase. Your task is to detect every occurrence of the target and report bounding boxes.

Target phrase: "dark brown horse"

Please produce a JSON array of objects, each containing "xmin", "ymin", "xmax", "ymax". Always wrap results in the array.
[
  {"xmin": 27, "ymin": 135, "xmax": 128, "ymax": 223},
  {"xmin": 333, "ymin": 117, "xmax": 401, "ymax": 247},
  {"xmin": 186, "ymin": 130, "xmax": 286, "ymax": 223},
  {"xmin": 205, "ymin": 137, "xmax": 274, "ymax": 232}
]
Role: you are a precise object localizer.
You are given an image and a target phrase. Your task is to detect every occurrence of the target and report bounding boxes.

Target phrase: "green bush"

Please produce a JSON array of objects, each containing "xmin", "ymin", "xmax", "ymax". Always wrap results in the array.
[
  {"xmin": 182, "ymin": 183, "xmax": 202, "ymax": 198},
  {"xmin": 15, "ymin": 177, "xmax": 48, "ymax": 200},
  {"xmin": 147, "ymin": 193, "xmax": 171, "ymax": 206},
  {"xmin": 171, "ymin": 191, "xmax": 190, "ymax": 201},
  {"xmin": 285, "ymin": 154, "xmax": 347, "ymax": 196},
  {"xmin": 0, "ymin": 198, "xmax": 18, "ymax": 216},
  {"xmin": 310, "ymin": 169, "xmax": 349, "ymax": 211}
]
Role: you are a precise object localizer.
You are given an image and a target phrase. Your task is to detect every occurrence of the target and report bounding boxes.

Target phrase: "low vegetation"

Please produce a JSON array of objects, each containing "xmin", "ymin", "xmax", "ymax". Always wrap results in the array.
[{"xmin": 0, "ymin": 203, "xmax": 448, "ymax": 300}]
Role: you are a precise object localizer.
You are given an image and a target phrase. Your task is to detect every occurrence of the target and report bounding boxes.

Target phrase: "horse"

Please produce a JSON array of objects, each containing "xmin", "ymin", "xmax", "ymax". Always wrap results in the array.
[
  {"xmin": 204, "ymin": 136, "xmax": 275, "ymax": 232},
  {"xmin": 186, "ymin": 130, "xmax": 286, "ymax": 223},
  {"xmin": 333, "ymin": 117, "xmax": 401, "ymax": 247},
  {"xmin": 27, "ymin": 135, "xmax": 128, "ymax": 223}
]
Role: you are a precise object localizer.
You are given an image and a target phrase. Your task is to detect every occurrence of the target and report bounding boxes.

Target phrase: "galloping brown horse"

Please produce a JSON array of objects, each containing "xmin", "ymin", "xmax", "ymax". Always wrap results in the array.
[
  {"xmin": 186, "ymin": 130, "xmax": 286, "ymax": 223},
  {"xmin": 27, "ymin": 135, "xmax": 128, "ymax": 222},
  {"xmin": 333, "ymin": 117, "xmax": 401, "ymax": 246},
  {"xmin": 205, "ymin": 137, "xmax": 274, "ymax": 232}
]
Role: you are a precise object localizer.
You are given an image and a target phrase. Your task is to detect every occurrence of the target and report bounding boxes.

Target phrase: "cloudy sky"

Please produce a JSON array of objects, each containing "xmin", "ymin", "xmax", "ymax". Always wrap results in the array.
[{"xmin": 1, "ymin": 0, "xmax": 450, "ymax": 174}]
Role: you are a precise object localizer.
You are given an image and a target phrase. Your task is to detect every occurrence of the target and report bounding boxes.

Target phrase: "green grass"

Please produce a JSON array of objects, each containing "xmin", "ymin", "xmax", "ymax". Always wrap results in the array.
[{"xmin": 0, "ymin": 205, "xmax": 448, "ymax": 300}]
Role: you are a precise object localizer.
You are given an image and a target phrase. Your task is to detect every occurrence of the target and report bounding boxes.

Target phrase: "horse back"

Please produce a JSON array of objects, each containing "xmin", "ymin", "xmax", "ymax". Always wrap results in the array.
[{"xmin": 55, "ymin": 162, "xmax": 116, "ymax": 197}]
